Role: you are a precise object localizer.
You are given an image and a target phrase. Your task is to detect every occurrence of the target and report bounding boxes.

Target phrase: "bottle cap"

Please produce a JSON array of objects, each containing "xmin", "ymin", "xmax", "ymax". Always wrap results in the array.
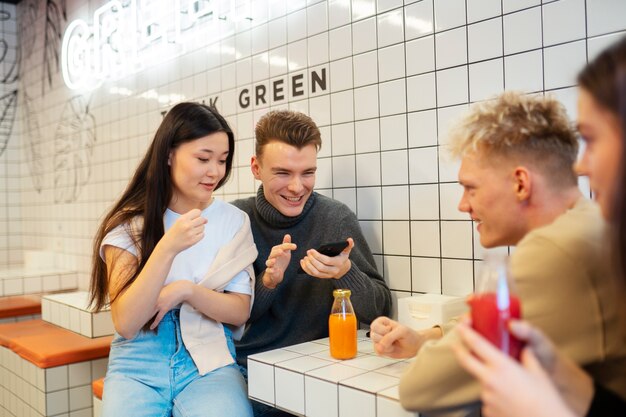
[{"xmin": 333, "ymin": 289, "xmax": 351, "ymax": 297}]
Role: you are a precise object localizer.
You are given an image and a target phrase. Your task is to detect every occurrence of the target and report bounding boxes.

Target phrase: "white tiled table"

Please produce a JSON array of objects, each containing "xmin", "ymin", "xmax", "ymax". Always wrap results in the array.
[{"xmin": 248, "ymin": 330, "xmax": 418, "ymax": 417}]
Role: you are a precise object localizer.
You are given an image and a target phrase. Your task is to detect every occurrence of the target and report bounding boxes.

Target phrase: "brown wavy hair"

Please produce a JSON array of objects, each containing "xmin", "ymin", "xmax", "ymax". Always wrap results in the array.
[{"xmin": 254, "ymin": 110, "xmax": 321, "ymax": 158}]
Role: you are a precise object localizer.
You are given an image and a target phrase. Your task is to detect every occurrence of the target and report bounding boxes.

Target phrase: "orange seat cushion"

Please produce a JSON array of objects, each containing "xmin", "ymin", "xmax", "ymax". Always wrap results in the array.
[
  {"xmin": 0, "ymin": 295, "xmax": 41, "ymax": 319},
  {"xmin": 92, "ymin": 377, "xmax": 104, "ymax": 399},
  {"xmin": 0, "ymin": 319, "xmax": 112, "ymax": 368}
]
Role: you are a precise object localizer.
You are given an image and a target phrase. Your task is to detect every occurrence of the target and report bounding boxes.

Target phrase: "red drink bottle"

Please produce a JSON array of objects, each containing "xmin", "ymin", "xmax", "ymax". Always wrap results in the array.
[{"xmin": 469, "ymin": 254, "xmax": 523, "ymax": 360}]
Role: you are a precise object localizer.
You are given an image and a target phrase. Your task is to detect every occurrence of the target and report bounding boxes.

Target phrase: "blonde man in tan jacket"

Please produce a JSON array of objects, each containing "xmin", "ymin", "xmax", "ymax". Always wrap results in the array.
[{"xmin": 370, "ymin": 92, "xmax": 626, "ymax": 415}]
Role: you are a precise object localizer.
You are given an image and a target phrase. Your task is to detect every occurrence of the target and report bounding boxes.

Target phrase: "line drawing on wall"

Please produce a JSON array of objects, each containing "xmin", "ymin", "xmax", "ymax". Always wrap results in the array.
[
  {"xmin": 0, "ymin": 8, "xmax": 18, "ymax": 158},
  {"xmin": 54, "ymin": 95, "xmax": 96, "ymax": 203},
  {"xmin": 19, "ymin": 0, "xmax": 39, "ymax": 62},
  {"xmin": 21, "ymin": 90, "xmax": 43, "ymax": 192},
  {"xmin": 17, "ymin": 0, "xmax": 44, "ymax": 191},
  {"xmin": 0, "ymin": 38, "xmax": 19, "ymax": 84},
  {"xmin": 43, "ymin": 0, "xmax": 66, "ymax": 93},
  {"xmin": 0, "ymin": 90, "xmax": 17, "ymax": 157}
]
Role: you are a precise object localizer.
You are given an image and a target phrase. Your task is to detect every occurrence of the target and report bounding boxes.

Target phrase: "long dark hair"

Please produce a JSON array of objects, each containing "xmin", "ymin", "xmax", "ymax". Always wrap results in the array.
[
  {"xmin": 578, "ymin": 35, "xmax": 626, "ymax": 281},
  {"xmin": 617, "ymin": 69, "xmax": 626, "ymax": 283},
  {"xmin": 89, "ymin": 103, "xmax": 235, "ymax": 311}
]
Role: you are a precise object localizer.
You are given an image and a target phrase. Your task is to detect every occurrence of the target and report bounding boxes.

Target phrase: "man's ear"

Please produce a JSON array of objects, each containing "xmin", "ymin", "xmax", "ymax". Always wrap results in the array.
[
  {"xmin": 513, "ymin": 166, "xmax": 531, "ymax": 202},
  {"xmin": 251, "ymin": 155, "xmax": 262, "ymax": 180}
]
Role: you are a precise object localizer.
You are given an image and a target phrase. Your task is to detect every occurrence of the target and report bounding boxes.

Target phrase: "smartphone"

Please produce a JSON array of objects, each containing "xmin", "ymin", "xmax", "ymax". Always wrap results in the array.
[
  {"xmin": 316, "ymin": 240, "xmax": 349, "ymax": 257},
  {"xmin": 297, "ymin": 240, "xmax": 349, "ymax": 274}
]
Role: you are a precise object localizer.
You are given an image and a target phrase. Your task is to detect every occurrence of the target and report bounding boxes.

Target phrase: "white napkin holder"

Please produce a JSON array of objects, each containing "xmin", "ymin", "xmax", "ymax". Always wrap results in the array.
[{"xmin": 397, "ymin": 294, "xmax": 468, "ymax": 330}]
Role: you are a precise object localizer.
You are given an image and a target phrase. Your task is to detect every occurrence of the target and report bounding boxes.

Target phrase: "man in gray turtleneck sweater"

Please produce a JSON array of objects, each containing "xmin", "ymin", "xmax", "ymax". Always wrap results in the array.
[{"xmin": 232, "ymin": 111, "xmax": 392, "ymax": 375}]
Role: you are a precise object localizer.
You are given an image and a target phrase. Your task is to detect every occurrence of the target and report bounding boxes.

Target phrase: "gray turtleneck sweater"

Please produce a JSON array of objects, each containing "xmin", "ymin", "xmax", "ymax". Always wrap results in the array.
[{"xmin": 233, "ymin": 187, "xmax": 391, "ymax": 367}]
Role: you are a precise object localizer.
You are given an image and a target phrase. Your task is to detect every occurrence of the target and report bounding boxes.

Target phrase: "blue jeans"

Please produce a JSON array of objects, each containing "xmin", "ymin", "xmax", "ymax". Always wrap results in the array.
[{"xmin": 102, "ymin": 309, "xmax": 253, "ymax": 417}]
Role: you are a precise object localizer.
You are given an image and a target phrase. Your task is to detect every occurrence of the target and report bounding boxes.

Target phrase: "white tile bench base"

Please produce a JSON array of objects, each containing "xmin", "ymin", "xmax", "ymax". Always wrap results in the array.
[
  {"xmin": 0, "ymin": 345, "xmax": 108, "ymax": 417},
  {"xmin": 92, "ymin": 396, "xmax": 102, "ymax": 417}
]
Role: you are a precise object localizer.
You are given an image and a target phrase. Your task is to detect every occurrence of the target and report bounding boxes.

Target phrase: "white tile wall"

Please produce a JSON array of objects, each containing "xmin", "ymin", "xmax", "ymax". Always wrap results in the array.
[
  {"xmin": 382, "ymin": 186, "xmax": 409, "ymax": 219},
  {"xmin": 4, "ymin": 0, "xmax": 624, "ymax": 312},
  {"xmin": 469, "ymin": 58, "xmax": 504, "ymax": 102},
  {"xmin": 503, "ymin": 7, "xmax": 542, "ymax": 55},
  {"xmin": 467, "ymin": 0, "xmax": 501, "ymax": 24},
  {"xmin": 587, "ymin": 0, "xmax": 626, "ymax": 37},
  {"xmin": 468, "ymin": 17, "xmax": 503, "ymax": 63},
  {"xmin": 404, "ymin": 1, "xmax": 433, "ymax": 40},
  {"xmin": 505, "ymin": 50, "xmax": 544, "ymax": 92},
  {"xmin": 434, "ymin": 0, "xmax": 466, "ymax": 32},
  {"xmin": 435, "ymin": 27, "xmax": 467, "ymax": 69},
  {"xmin": 383, "ymin": 255, "xmax": 411, "ymax": 291}
]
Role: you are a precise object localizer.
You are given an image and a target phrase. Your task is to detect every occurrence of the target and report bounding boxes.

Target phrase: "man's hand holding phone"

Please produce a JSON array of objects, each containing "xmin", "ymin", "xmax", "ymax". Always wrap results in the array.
[{"xmin": 300, "ymin": 238, "xmax": 354, "ymax": 279}]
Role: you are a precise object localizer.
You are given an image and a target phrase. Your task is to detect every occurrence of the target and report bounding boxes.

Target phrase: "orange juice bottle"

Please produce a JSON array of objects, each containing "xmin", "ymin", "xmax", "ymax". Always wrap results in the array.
[{"xmin": 329, "ymin": 289, "xmax": 357, "ymax": 359}]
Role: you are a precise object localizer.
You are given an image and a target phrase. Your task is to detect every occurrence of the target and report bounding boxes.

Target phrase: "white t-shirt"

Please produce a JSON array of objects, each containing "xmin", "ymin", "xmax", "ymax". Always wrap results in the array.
[{"xmin": 101, "ymin": 199, "xmax": 252, "ymax": 295}]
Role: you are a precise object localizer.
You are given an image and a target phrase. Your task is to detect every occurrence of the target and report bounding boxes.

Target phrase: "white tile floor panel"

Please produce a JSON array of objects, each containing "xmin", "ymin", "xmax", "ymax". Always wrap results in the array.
[
  {"xmin": 41, "ymin": 292, "xmax": 114, "ymax": 338},
  {"xmin": 248, "ymin": 330, "xmax": 418, "ymax": 417},
  {"xmin": 0, "ymin": 345, "xmax": 108, "ymax": 417}
]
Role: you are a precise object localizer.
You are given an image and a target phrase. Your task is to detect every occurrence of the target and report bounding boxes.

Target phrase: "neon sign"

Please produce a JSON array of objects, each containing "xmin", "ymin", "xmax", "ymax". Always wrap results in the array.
[{"xmin": 61, "ymin": 0, "xmax": 253, "ymax": 90}]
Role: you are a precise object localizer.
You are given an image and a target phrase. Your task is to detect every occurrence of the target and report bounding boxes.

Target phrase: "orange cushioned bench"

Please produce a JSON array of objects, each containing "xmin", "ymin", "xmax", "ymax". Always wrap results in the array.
[
  {"xmin": 93, "ymin": 377, "xmax": 104, "ymax": 417},
  {"xmin": 0, "ymin": 319, "xmax": 112, "ymax": 417},
  {"xmin": 93, "ymin": 377, "xmax": 104, "ymax": 400},
  {"xmin": 0, "ymin": 319, "xmax": 111, "ymax": 368},
  {"xmin": 0, "ymin": 295, "xmax": 41, "ymax": 320}
]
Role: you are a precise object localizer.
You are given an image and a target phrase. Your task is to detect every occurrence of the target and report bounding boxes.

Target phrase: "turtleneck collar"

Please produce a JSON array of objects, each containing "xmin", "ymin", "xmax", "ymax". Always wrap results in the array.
[{"xmin": 254, "ymin": 185, "xmax": 317, "ymax": 228}]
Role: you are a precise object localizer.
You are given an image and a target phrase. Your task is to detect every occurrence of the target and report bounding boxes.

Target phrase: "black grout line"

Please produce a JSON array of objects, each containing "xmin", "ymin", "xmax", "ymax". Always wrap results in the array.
[
  {"xmin": 540, "ymin": 2, "xmax": 546, "ymax": 94},
  {"xmin": 429, "ymin": 0, "xmax": 445, "ymax": 295},
  {"xmin": 401, "ymin": 3, "xmax": 415, "ymax": 294}
]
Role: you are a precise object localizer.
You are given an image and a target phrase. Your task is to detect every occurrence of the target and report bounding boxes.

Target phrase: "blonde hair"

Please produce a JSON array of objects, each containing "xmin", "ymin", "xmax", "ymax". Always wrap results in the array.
[{"xmin": 448, "ymin": 92, "xmax": 579, "ymax": 187}]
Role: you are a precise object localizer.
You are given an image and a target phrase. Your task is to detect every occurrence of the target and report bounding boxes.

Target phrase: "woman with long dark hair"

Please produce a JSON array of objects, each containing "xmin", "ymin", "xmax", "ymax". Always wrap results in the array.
[{"xmin": 90, "ymin": 102, "xmax": 256, "ymax": 417}]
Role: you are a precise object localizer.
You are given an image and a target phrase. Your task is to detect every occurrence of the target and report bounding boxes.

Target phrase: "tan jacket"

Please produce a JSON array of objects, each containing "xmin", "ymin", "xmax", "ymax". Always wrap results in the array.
[
  {"xmin": 180, "ymin": 214, "xmax": 257, "ymax": 375},
  {"xmin": 400, "ymin": 198, "xmax": 626, "ymax": 413}
]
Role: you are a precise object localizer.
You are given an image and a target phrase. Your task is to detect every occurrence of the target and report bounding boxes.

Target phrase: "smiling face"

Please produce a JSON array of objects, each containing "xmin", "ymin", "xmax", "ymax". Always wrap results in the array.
[
  {"xmin": 457, "ymin": 152, "xmax": 527, "ymax": 248},
  {"xmin": 576, "ymin": 88, "xmax": 624, "ymax": 220},
  {"xmin": 168, "ymin": 131, "xmax": 229, "ymax": 213},
  {"xmin": 252, "ymin": 140, "xmax": 317, "ymax": 217}
]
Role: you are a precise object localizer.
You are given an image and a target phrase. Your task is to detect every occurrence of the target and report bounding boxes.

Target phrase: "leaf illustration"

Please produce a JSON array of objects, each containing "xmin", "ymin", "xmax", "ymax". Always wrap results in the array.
[
  {"xmin": 21, "ymin": 90, "xmax": 43, "ymax": 192},
  {"xmin": 43, "ymin": 0, "xmax": 66, "ymax": 92},
  {"xmin": 18, "ymin": 0, "xmax": 39, "ymax": 61},
  {"xmin": 0, "ymin": 90, "xmax": 18, "ymax": 157},
  {"xmin": 0, "ymin": 39, "xmax": 20, "ymax": 84},
  {"xmin": 0, "ymin": 7, "xmax": 19, "ymax": 84},
  {"xmin": 54, "ymin": 95, "xmax": 96, "ymax": 203}
]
